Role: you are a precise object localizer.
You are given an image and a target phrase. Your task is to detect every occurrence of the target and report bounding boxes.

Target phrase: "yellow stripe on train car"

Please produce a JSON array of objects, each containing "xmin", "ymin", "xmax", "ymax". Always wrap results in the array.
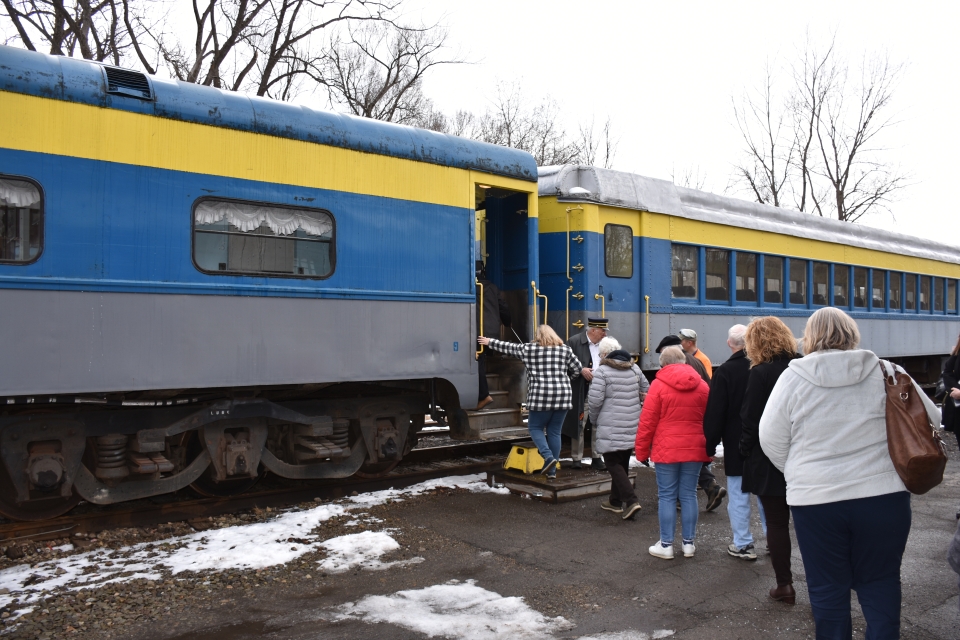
[
  {"xmin": 537, "ymin": 196, "xmax": 960, "ymax": 278},
  {"xmin": 0, "ymin": 92, "xmax": 537, "ymax": 211}
]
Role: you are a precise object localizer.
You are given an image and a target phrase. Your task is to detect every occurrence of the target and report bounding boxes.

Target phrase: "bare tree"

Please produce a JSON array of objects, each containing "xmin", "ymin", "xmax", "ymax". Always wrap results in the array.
[
  {"xmin": 316, "ymin": 20, "xmax": 460, "ymax": 123},
  {"xmin": 1, "ymin": 0, "xmax": 132, "ymax": 63},
  {"xmin": 732, "ymin": 37, "xmax": 908, "ymax": 222},
  {"xmin": 672, "ymin": 164, "xmax": 707, "ymax": 190},
  {"xmin": 575, "ymin": 116, "xmax": 619, "ymax": 169}
]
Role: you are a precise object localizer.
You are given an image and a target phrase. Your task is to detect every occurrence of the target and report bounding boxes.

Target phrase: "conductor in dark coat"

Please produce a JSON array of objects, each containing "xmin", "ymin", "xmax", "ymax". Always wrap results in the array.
[{"xmin": 562, "ymin": 318, "xmax": 608, "ymax": 469}]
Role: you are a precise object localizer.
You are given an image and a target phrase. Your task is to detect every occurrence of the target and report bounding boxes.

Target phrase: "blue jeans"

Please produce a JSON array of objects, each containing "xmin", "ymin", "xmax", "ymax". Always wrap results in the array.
[
  {"xmin": 792, "ymin": 492, "xmax": 911, "ymax": 640},
  {"xmin": 655, "ymin": 461, "xmax": 701, "ymax": 544},
  {"xmin": 527, "ymin": 410, "xmax": 565, "ymax": 465},
  {"xmin": 726, "ymin": 475, "xmax": 758, "ymax": 549}
]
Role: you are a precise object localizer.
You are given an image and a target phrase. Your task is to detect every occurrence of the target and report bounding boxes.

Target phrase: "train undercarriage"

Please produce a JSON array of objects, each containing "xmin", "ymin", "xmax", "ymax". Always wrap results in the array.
[{"xmin": 0, "ymin": 379, "xmax": 472, "ymax": 521}]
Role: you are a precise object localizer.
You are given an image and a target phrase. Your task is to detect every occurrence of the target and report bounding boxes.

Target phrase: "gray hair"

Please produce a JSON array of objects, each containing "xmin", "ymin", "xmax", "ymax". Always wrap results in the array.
[
  {"xmin": 598, "ymin": 336, "xmax": 621, "ymax": 358},
  {"xmin": 659, "ymin": 345, "xmax": 687, "ymax": 367},
  {"xmin": 803, "ymin": 307, "xmax": 861, "ymax": 353},
  {"xmin": 727, "ymin": 324, "xmax": 747, "ymax": 348}
]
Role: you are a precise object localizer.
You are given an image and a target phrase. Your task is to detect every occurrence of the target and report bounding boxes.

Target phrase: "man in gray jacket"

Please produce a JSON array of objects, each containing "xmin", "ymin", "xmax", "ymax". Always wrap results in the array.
[{"xmin": 588, "ymin": 337, "xmax": 650, "ymax": 520}]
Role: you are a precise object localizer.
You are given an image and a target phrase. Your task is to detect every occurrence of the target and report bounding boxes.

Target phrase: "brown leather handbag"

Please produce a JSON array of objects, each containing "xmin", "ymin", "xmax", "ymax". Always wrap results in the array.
[{"xmin": 880, "ymin": 360, "xmax": 947, "ymax": 494}]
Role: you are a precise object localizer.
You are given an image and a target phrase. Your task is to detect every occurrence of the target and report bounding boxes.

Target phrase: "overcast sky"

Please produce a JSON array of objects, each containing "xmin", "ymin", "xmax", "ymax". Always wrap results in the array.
[{"xmin": 401, "ymin": 0, "xmax": 959, "ymax": 245}]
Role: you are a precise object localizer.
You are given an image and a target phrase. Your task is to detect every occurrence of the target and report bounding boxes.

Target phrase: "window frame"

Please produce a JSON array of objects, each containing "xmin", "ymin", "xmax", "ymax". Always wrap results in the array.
[
  {"xmin": 761, "ymin": 254, "xmax": 785, "ymax": 307},
  {"xmin": 191, "ymin": 196, "xmax": 337, "ymax": 280},
  {"xmin": 832, "ymin": 264, "xmax": 850, "ymax": 309},
  {"xmin": 733, "ymin": 250, "xmax": 759, "ymax": 306},
  {"xmin": 919, "ymin": 275, "xmax": 932, "ymax": 312},
  {"xmin": 888, "ymin": 271, "xmax": 903, "ymax": 312},
  {"xmin": 670, "ymin": 243, "xmax": 700, "ymax": 302},
  {"xmin": 852, "ymin": 266, "xmax": 868, "ymax": 309},
  {"xmin": 786, "ymin": 257, "xmax": 808, "ymax": 308},
  {"xmin": 869, "ymin": 269, "xmax": 887, "ymax": 312},
  {"xmin": 904, "ymin": 274, "xmax": 918, "ymax": 313},
  {"xmin": 949, "ymin": 279, "xmax": 958, "ymax": 315},
  {"xmin": 0, "ymin": 173, "xmax": 44, "ymax": 266},
  {"xmin": 812, "ymin": 261, "xmax": 829, "ymax": 307},
  {"xmin": 603, "ymin": 223, "xmax": 633, "ymax": 279},
  {"xmin": 704, "ymin": 247, "xmax": 731, "ymax": 305}
]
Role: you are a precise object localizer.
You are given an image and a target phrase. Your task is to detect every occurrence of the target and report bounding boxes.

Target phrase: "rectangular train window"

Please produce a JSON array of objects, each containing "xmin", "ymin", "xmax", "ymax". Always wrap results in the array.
[
  {"xmin": 736, "ymin": 252, "xmax": 757, "ymax": 302},
  {"xmin": 604, "ymin": 224, "xmax": 633, "ymax": 278},
  {"xmin": 934, "ymin": 277, "xmax": 944, "ymax": 312},
  {"xmin": 764, "ymin": 256, "xmax": 783, "ymax": 303},
  {"xmin": 853, "ymin": 268, "xmax": 867, "ymax": 308},
  {"xmin": 705, "ymin": 249, "xmax": 729, "ymax": 301},
  {"xmin": 872, "ymin": 270, "xmax": 886, "ymax": 309},
  {"xmin": 949, "ymin": 280, "xmax": 957, "ymax": 313},
  {"xmin": 834, "ymin": 266, "xmax": 848, "ymax": 306},
  {"xmin": 193, "ymin": 199, "xmax": 334, "ymax": 278},
  {"xmin": 813, "ymin": 262, "xmax": 828, "ymax": 305},
  {"xmin": 920, "ymin": 276, "xmax": 930, "ymax": 311},
  {"xmin": 788, "ymin": 259, "xmax": 807, "ymax": 304},
  {"xmin": 671, "ymin": 244, "xmax": 698, "ymax": 299},
  {"xmin": 905, "ymin": 275, "xmax": 916, "ymax": 310},
  {"xmin": 889, "ymin": 273, "xmax": 901, "ymax": 310},
  {"xmin": 0, "ymin": 176, "xmax": 42, "ymax": 263}
]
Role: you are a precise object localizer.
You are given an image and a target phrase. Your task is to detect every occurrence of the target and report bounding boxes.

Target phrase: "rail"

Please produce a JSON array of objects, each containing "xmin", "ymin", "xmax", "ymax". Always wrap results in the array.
[{"xmin": 476, "ymin": 278, "xmax": 484, "ymax": 358}]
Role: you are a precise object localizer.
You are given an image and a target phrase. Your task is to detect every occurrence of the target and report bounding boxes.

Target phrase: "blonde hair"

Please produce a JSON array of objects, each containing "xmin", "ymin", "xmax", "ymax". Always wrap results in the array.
[
  {"xmin": 744, "ymin": 316, "xmax": 798, "ymax": 366},
  {"xmin": 659, "ymin": 345, "xmax": 686, "ymax": 367},
  {"xmin": 535, "ymin": 324, "xmax": 564, "ymax": 347},
  {"xmin": 598, "ymin": 336, "xmax": 621, "ymax": 358},
  {"xmin": 802, "ymin": 307, "xmax": 860, "ymax": 353}
]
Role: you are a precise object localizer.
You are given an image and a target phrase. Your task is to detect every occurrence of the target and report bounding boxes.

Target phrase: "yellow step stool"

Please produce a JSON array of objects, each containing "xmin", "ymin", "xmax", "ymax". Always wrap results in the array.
[{"xmin": 503, "ymin": 445, "xmax": 555, "ymax": 474}]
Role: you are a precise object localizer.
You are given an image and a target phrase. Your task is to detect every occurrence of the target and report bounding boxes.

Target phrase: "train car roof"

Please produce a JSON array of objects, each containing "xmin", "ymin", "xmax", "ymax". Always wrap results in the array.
[
  {"xmin": 539, "ymin": 164, "xmax": 959, "ymax": 266},
  {"xmin": 0, "ymin": 46, "xmax": 537, "ymax": 183}
]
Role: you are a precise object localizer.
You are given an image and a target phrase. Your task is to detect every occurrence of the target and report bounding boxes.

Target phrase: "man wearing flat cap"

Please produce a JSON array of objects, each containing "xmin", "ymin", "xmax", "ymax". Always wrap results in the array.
[
  {"xmin": 655, "ymin": 335, "xmax": 710, "ymax": 385},
  {"xmin": 563, "ymin": 317, "xmax": 609, "ymax": 470}
]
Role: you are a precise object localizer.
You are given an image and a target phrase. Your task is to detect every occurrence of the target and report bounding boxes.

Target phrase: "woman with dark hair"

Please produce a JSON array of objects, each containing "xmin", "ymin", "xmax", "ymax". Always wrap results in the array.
[
  {"xmin": 739, "ymin": 316, "xmax": 798, "ymax": 604},
  {"xmin": 941, "ymin": 333, "xmax": 960, "ymax": 519}
]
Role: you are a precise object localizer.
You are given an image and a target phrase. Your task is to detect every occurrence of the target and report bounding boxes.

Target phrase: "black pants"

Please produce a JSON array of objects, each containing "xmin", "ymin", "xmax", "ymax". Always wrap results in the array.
[
  {"xmin": 758, "ymin": 494, "xmax": 793, "ymax": 587},
  {"xmin": 477, "ymin": 351, "xmax": 489, "ymax": 402},
  {"xmin": 698, "ymin": 462, "xmax": 716, "ymax": 490},
  {"xmin": 602, "ymin": 450, "xmax": 638, "ymax": 507}
]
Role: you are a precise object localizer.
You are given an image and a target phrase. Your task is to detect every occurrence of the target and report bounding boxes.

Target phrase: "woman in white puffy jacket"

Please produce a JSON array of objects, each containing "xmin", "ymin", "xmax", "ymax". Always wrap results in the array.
[{"xmin": 759, "ymin": 307, "xmax": 939, "ymax": 640}]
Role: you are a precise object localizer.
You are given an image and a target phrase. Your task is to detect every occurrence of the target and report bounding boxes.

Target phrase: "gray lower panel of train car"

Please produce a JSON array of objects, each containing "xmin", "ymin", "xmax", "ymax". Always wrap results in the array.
[
  {"xmin": 0, "ymin": 289, "xmax": 479, "ymax": 407},
  {"xmin": 550, "ymin": 309, "xmax": 959, "ymax": 371}
]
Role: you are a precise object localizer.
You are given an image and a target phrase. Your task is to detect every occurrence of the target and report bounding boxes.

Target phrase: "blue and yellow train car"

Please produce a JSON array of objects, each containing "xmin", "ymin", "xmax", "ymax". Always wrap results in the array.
[
  {"xmin": 537, "ymin": 165, "xmax": 960, "ymax": 375},
  {"xmin": 0, "ymin": 46, "xmax": 539, "ymax": 518}
]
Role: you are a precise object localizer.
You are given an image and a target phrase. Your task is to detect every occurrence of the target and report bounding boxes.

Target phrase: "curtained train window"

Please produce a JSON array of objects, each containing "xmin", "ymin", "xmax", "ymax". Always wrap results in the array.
[
  {"xmin": 193, "ymin": 198, "xmax": 335, "ymax": 278},
  {"xmin": 0, "ymin": 176, "xmax": 43, "ymax": 264}
]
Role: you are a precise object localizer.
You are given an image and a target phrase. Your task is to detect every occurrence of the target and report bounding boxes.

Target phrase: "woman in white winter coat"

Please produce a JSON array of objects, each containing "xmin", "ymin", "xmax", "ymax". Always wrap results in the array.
[
  {"xmin": 587, "ymin": 337, "xmax": 650, "ymax": 520},
  {"xmin": 759, "ymin": 307, "xmax": 940, "ymax": 640}
]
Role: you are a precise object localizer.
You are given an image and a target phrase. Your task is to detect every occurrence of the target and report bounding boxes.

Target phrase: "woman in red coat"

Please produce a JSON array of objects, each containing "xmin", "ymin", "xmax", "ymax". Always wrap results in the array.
[{"xmin": 635, "ymin": 346, "xmax": 711, "ymax": 560}]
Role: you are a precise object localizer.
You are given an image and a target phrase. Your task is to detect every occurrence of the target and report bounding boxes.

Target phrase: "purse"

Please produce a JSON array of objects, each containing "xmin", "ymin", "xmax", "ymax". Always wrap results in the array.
[{"xmin": 879, "ymin": 360, "xmax": 947, "ymax": 494}]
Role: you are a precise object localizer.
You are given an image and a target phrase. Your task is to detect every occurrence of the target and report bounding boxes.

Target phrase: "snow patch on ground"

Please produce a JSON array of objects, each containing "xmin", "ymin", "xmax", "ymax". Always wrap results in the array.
[
  {"xmin": 317, "ymin": 530, "xmax": 423, "ymax": 573},
  {"xmin": 577, "ymin": 631, "xmax": 675, "ymax": 640},
  {"xmin": 0, "ymin": 473, "xmax": 502, "ymax": 608},
  {"xmin": 333, "ymin": 579, "xmax": 572, "ymax": 640}
]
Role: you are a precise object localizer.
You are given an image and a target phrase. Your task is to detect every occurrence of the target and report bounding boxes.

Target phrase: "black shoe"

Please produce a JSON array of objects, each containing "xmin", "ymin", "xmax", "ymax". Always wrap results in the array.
[
  {"xmin": 621, "ymin": 502, "xmax": 642, "ymax": 520},
  {"xmin": 570, "ymin": 461, "xmax": 583, "ymax": 470},
  {"xmin": 591, "ymin": 458, "xmax": 607, "ymax": 471},
  {"xmin": 540, "ymin": 458, "xmax": 558, "ymax": 476},
  {"xmin": 704, "ymin": 483, "xmax": 726, "ymax": 511}
]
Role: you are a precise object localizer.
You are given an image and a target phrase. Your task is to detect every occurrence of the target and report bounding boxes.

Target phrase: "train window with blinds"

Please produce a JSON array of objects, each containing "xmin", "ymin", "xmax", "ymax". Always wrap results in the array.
[
  {"xmin": 834, "ymin": 265, "xmax": 849, "ymax": 306},
  {"xmin": 813, "ymin": 262, "xmax": 829, "ymax": 305},
  {"xmin": 0, "ymin": 176, "xmax": 43, "ymax": 264},
  {"xmin": 788, "ymin": 259, "xmax": 807, "ymax": 305},
  {"xmin": 949, "ymin": 280, "xmax": 957, "ymax": 313},
  {"xmin": 671, "ymin": 244, "xmax": 698, "ymax": 299},
  {"xmin": 764, "ymin": 256, "xmax": 783, "ymax": 304},
  {"xmin": 920, "ymin": 276, "xmax": 931, "ymax": 311},
  {"xmin": 905, "ymin": 275, "xmax": 917, "ymax": 311},
  {"xmin": 705, "ymin": 249, "xmax": 729, "ymax": 301},
  {"xmin": 853, "ymin": 268, "xmax": 868, "ymax": 308},
  {"xmin": 872, "ymin": 270, "xmax": 886, "ymax": 309},
  {"xmin": 193, "ymin": 198, "xmax": 335, "ymax": 278},
  {"xmin": 736, "ymin": 252, "xmax": 757, "ymax": 302},
  {"xmin": 604, "ymin": 224, "xmax": 633, "ymax": 278},
  {"xmin": 889, "ymin": 273, "xmax": 902, "ymax": 310},
  {"xmin": 934, "ymin": 277, "xmax": 944, "ymax": 312}
]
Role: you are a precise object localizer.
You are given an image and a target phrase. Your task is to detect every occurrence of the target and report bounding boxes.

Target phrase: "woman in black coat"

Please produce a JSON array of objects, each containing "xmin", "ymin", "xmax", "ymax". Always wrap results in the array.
[
  {"xmin": 740, "ymin": 317, "xmax": 799, "ymax": 605},
  {"xmin": 942, "ymin": 334, "xmax": 960, "ymax": 436}
]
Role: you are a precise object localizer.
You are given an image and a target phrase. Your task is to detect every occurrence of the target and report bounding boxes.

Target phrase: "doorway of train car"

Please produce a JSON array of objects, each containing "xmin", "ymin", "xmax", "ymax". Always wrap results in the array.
[{"xmin": 475, "ymin": 184, "xmax": 534, "ymax": 341}]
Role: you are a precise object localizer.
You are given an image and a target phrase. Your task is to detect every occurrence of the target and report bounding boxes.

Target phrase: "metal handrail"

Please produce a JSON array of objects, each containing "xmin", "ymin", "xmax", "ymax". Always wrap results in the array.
[
  {"xmin": 595, "ymin": 292, "xmax": 605, "ymax": 317},
  {"xmin": 531, "ymin": 281, "xmax": 539, "ymax": 337},
  {"xmin": 644, "ymin": 295, "xmax": 651, "ymax": 353},
  {"xmin": 476, "ymin": 278, "xmax": 484, "ymax": 358},
  {"xmin": 564, "ymin": 206, "xmax": 581, "ymax": 340}
]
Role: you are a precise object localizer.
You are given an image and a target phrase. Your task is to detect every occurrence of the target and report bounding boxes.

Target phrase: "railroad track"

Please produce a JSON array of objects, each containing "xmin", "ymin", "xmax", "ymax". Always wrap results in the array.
[{"xmin": 0, "ymin": 435, "xmax": 527, "ymax": 543}]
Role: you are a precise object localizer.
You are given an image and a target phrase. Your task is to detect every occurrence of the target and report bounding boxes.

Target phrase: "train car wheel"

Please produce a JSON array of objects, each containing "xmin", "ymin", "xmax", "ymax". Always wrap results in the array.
[
  {"xmin": 0, "ymin": 467, "xmax": 80, "ymax": 521},
  {"xmin": 353, "ymin": 460, "xmax": 400, "ymax": 478}
]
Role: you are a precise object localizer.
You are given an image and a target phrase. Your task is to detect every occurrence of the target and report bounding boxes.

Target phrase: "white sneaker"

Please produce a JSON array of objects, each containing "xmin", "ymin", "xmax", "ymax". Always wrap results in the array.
[
  {"xmin": 682, "ymin": 541, "xmax": 696, "ymax": 557},
  {"xmin": 648, "ymin": 541, "xmax": 674, "ymax": 560}
]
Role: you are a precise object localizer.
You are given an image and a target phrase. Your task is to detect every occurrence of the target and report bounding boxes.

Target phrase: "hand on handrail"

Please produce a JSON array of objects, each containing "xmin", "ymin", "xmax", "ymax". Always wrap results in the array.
[{"xmin": 478, "ymin": 336, "xmax": 491, "ymax": 346}]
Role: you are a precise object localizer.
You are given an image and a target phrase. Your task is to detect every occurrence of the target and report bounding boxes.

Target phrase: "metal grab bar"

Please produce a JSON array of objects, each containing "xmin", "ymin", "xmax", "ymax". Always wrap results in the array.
[
  {"xmin": 476, "ymin": 279, "xmax": 484, "ymax": 359},
  {"xmin": 595, "ymin": 292, "xmax": 605, "ymax": 317},
  {"xmin": 644, "ymin": 295, "xmax": 651, "ymax": 353},
  {"xmin": 531, "ymin": 281, "xmax": 539, "ymax": 337},
  {"xmin": 538, "ymin": 289, "xmax": 548, "ymax": 326}
]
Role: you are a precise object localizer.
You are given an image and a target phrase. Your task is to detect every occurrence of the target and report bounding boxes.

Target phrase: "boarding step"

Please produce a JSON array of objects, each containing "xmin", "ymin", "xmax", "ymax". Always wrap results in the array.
[
  {"xmin": 466, "ymin": 407, "xmax": 523, "ymax": 432},
  {"xmin": 485, "ymin": 390, "xmax": 513, "ymax": 410},
  {"xmin": 485, "ymin": 374, "xmax": 502, "ymax": 391},
  {"xmin": 477, "ymin": 426, "xmax": 530, "ymax": 440},
  {"xmin": 487, "ymin": 467, "xmax": 638, "ymax": 503}
]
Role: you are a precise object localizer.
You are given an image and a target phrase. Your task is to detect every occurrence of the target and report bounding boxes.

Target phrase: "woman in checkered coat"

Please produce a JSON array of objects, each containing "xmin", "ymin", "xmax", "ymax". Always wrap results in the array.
[{"xmin": 479, "ymin": 324, "xmax": 582, "ymax": 478}]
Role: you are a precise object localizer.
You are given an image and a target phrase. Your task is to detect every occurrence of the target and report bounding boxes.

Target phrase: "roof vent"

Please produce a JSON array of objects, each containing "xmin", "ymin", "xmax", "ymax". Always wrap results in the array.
[{"xmin": 103, "ymin": 66, "xmax": 153, "ymax": 100}]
